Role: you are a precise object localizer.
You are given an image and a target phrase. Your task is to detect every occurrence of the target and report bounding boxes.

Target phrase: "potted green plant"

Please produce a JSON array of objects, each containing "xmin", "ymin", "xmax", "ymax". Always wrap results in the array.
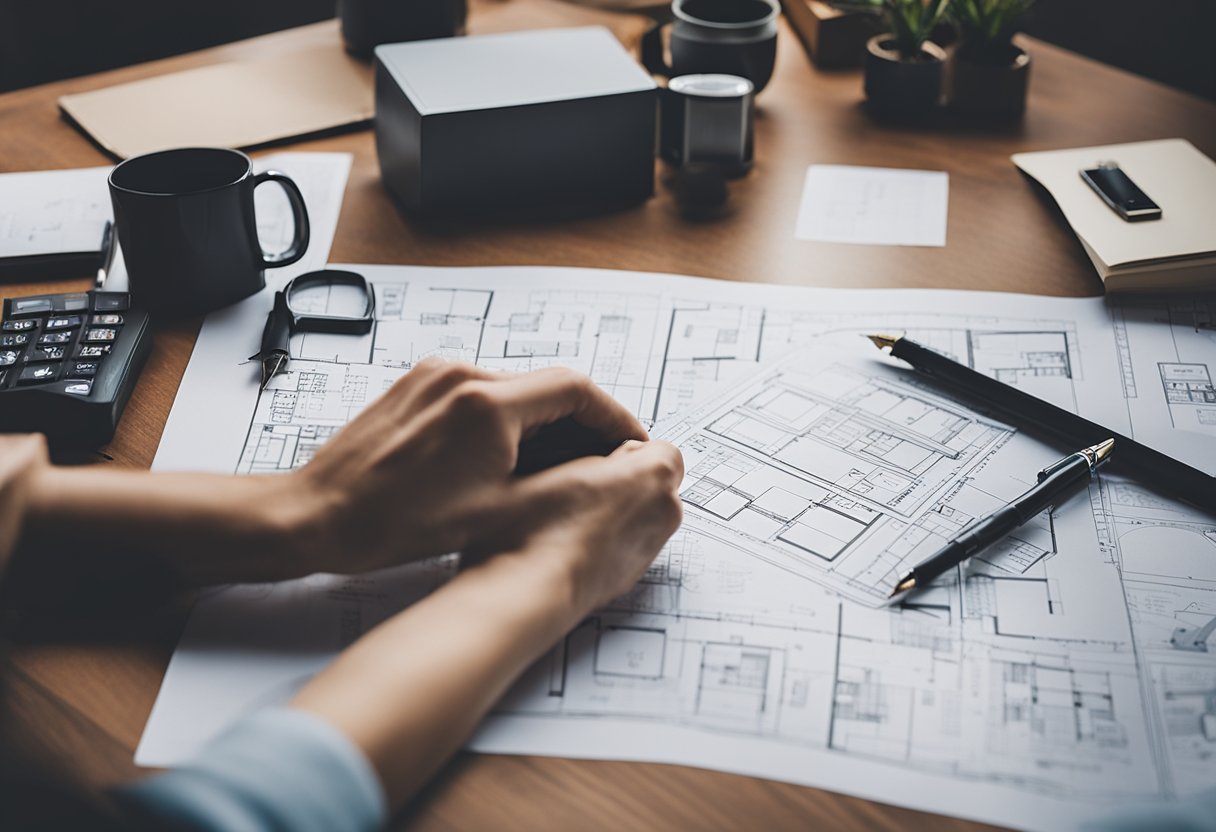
[
  {"xmin": 861, "ymin": 0, "xmax": 951, "ymax": 120},
  {"xmin": 948, "ymin": 0, "xmax": 1034, "ymax": 119}
]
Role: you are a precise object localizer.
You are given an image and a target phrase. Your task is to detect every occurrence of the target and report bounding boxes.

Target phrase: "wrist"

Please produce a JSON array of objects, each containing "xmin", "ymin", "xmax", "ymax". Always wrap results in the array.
[
  {"xmin": 462, "ymin": 545, "xmax": 586, "ymax": 632},
  {"xmin": 240, "ymin": 473, "xmax": 338, "ymax": 580}
]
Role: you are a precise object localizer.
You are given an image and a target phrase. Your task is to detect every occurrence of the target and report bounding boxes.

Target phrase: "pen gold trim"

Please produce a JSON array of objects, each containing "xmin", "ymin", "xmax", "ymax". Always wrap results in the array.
[
  {"xmin": 1082, "ymin": 437, "xmax": 1115, "ymax": 468},
  {"xmin": 865, "ymin": 333, "xmax": 900, "ymax": 351}
]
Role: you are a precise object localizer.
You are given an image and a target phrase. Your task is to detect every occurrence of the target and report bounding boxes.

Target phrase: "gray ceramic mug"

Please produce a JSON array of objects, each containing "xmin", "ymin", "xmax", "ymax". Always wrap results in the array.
[{"xmin": 642, "ymin": 0, "xmax": 780, "ymax": 94}]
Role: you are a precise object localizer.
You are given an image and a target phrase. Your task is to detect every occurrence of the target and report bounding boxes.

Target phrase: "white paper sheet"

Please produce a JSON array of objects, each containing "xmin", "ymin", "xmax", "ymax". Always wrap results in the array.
[
  {"xmin": 138, "ymin": 266, "xmax": 1216, "ymax": 831},
  {"xmin": 0, "ymin": 166, "xmax": 112, "ymax": 257},
  {"xmin": 794, "ymin": 164, "xmax": 949, "ymax": 247}
]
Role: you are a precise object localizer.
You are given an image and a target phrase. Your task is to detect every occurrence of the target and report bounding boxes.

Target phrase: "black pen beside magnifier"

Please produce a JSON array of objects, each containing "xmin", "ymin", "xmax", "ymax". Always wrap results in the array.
[{"xmin": 253, "ymin": 269, "xmax": 376, "ymax": 390}]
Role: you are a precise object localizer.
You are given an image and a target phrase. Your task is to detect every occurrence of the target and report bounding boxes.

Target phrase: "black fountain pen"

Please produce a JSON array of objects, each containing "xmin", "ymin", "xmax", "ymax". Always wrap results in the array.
[
  {"xmin": 866, "ymin": 333, "xmax": 1214, "ymax": 512},
  {"xmin": 257, "ymin": 290, "xmax": 292, "ymax": 390},
  {"xmin": 888, "ymin": 438, "xmax": 1115, "ymax": 603}
]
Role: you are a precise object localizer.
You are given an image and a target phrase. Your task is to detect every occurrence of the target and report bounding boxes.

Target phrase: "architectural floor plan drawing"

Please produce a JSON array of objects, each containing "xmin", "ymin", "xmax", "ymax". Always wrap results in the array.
[
  {"xmin": 143, "ymin": 266, "xmax": 1216, "ymax": 832},
  {"xmin": 660, "ymin": 356, "xmax": 1048, "ymax": 605},
  {"xmin": 1110, "ymin": 297, "xmax": 1216, "ymax": 466}
]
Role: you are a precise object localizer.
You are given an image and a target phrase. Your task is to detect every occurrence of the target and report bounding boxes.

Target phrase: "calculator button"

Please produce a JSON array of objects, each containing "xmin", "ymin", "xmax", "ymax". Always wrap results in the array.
[
  {"xmin": 92, "ymin": 313, "xmax": 124, "ymax": 326},
  {"xmin": 0, "ymin": 350, "xmax": 19, "ymax": 366},
  {"xmin": 58, "ymin": 294, "xmax": 89, "ymax": 312},
  {"xmin": 84, "ymin": 328, "xmax": 118, "ymax": 343},
  {"xmin": 1, "ymin": 334, "xmax": 30, "ymax": 347},
  {"xmin": 64, "ymin": 380, "xmax": 93, "ymax": 396},
  {"xmin": 18, "ymin": 364, "xmax": 60, "ymax": 384},
  {"xmin": 2, "ymin": 319, "xmax": 37, "ymax": 332},
  {"xmin": 11, "ymin": 297, "xmax": 53, "ymax": 316},
  {"xmin": 92, "ymin": 293, "xmax": 130, "ymax": 312},
  {"xmin": 39, "ymin": 332, "xmax": 73, "ymax": 345},
  {"xmin": 45, "ymin": 316, "xmax": 82, "ymax": 331},
  {"xmin": 67, "ymin": 360, "xmax": 99, "ymax": 378},
  {"xmin": 28, "ymin": 346, "xmax": 66, "ymax": 362},
  {"xmin": 76, "ymin": 344, "xmax": 111, "ymax": 358}
]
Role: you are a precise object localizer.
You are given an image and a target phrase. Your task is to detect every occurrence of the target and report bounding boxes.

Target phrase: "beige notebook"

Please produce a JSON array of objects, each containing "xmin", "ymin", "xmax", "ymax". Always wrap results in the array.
[
  {"xmin": 1012, "ymin": 139, "xmax": 1216, "ymax": 293},
  {"xmin": 59, "ymin": 45, "xmax": 374, "ymax": 159}
]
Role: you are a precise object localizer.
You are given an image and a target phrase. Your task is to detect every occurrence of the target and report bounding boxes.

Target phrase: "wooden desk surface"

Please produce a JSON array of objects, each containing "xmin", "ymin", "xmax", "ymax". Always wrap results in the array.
[{"xmin": 3, "ymin": 11, "xmax": 1215, "ymax": 831}]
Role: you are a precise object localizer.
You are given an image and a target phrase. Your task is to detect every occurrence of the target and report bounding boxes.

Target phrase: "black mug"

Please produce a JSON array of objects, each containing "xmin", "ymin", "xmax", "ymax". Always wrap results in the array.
[
  {"xmin": 339, "ymin": 0, "xmax": 469, "ymax": 60},
  {"xmin": 642, "ymin": 0, "xmax": 780, "ymax": 94},
  {"xmin": 109, "ymin": 147, "xmax": 310, "ymax": 318}
]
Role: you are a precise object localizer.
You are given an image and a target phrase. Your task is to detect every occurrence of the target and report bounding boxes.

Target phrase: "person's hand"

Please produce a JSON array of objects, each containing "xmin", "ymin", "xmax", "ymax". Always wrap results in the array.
[
  {"xmin": 288, "ymin": 425, "xmax": 684, "ymax": 810},
  {"xmin": 484, "ymin": 438, "xmax": 685, "ymax": 614},
  {"xmin": 285, "ymin": 359, "xmax": 653, "ymax": 575}
]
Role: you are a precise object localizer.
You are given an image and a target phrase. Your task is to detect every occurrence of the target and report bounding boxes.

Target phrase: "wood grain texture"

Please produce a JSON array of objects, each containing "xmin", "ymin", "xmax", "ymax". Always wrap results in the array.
[{"xmin": 2, "ymin": 6, "xmax": 1214, "ymax": 830}]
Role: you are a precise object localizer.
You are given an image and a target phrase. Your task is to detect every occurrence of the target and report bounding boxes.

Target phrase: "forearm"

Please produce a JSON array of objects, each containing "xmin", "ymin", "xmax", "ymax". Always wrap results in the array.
[
  {"xmin": 291, "ymin": 550, "xmax": 581, "ymax": 809},
  {"xmin": 12, "ymin": 464, "xmax": 320, "ymax": 591}
]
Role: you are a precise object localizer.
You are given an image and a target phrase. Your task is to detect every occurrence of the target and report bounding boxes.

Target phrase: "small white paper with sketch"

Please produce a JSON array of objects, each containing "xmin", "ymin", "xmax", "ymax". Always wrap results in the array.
[
  {"xmin": 795, "ymin": 164, "xmax": 949, "ymax": 247},
  {"xmin": 0, "ymin": 166, "xmax": 111, "ymax": 258}
]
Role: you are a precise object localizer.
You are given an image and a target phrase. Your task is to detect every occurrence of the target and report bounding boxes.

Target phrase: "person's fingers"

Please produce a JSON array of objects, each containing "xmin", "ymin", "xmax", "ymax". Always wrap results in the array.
[
  {"xmin": 616, "ymin": 441, "xmax": 686, "ymax": 541},
  {"xmin": 499, "ymin": 439, "xmax": 683, "ymax": 523},
  {"xmin": 492, "ymin": 368, "xmax": 648, "ymax": 445},
  {"xmin": 612, "ymin": 439, "xmax": 684, "ymax": 484},
  {"xmin": 459, "ymin": 441, "xmax": 686, "ymax": 571},
  {"xmin": 377, "ymin": 358, "xmax": 499, "ymax": 420},
  {"xmin": 610, "ymin": 439, "xmax": 649, "ymax": 459}
]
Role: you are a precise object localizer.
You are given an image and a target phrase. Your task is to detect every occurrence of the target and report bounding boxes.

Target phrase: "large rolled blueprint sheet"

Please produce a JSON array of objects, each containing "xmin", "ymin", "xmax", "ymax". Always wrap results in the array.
[{"xmin": 140, "ymin": 266, "xmax": 1216, "ymax": 831}]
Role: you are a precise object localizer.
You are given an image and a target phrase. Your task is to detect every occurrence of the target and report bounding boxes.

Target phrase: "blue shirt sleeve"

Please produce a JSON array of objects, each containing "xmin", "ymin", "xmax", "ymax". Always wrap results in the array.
[
  {"xmin": 1084, "ymin": 790, "xmax": 1216, "ymax": 832},
  {"xmin": 115, "ymin": 708, "xmax": 386, "ymax": 832}
]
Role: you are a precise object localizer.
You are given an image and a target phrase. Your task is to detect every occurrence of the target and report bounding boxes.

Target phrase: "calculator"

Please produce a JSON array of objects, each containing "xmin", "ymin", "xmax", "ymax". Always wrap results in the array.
[{"xmin": 0, "ymin": 291, "xmax": 151, "ymax": 448}]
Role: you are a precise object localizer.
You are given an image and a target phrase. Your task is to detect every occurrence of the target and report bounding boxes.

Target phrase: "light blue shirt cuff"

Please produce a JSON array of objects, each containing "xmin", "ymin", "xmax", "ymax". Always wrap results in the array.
[
  {"xmin": 118, "ymin": 708, "xmax": 386, "ymax": 832},
  {"xmin": 1084, "ymin": 789, "xmax": 1216, "ymax": 832}
]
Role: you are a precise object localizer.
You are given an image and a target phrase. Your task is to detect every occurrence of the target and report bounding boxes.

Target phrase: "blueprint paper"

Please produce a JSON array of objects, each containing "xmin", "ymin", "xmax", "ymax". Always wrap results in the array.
[
  {"xmin": 794, "ymin": 165, "xmax": 949, "ymax": 247},
  {"xmin": 139, "ymin": 266, "xmax": 1216, "ymax": 831}
]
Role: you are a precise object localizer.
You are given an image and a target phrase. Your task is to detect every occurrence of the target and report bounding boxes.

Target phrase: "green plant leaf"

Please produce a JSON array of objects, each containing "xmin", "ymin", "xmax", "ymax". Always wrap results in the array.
[
  {"xmin": 951, "ymin": 0, "xmax": 1034, "ymax": 57},
  {"xmin": 881, "ymin": 0, "xmax": 953, "ymax": 59}
]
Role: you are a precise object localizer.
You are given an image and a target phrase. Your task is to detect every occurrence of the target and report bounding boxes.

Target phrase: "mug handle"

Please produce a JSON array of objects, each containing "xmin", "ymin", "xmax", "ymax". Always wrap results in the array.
[
  {"xmin": 253, "ymin": 171, "xmax": 311, "ymax": 268},
  {"xmin": 641, "ymin": 23, "xmax": 674, "ymax": 78}
]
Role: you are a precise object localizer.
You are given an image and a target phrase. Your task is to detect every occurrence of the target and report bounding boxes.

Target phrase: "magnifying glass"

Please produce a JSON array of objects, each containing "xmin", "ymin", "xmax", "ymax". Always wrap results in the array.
[{"xmin": 255, "ymin": 269, "xmax": 376, "ymax": 389}]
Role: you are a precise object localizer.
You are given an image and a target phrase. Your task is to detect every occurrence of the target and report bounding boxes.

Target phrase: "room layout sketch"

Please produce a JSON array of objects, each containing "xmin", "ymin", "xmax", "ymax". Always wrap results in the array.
[
  {"xmin": 1148, "ymin": 661, "xmax": 1216, "ymax": 796},
  {"xmin": 664, "ymin": 359, "xmax": 1012, "ymax": 604},
  {"xmin": 649, "ymin": 301, "xmax": 767, "ymax": 422},
  {"xmin": 1111, "ymin": 297, "xmax": 1216, "ymax": 443},
  {"xmin": 486, "ymin": 506, "xmax": 1162, "ymax": 805},
  {"xmin": 648, "ymin": 297, "xmax": 1093, "ymax": 419},
  {"xmin": 1160, "ymin": 362, "xmax": 1216, "ymax": 404}
]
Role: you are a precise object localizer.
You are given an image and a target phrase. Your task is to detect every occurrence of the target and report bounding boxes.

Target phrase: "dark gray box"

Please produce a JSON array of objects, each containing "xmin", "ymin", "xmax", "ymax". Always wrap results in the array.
[{"xmin": 375, "ymin": 27, "xmax": 658, "ymax": 217}]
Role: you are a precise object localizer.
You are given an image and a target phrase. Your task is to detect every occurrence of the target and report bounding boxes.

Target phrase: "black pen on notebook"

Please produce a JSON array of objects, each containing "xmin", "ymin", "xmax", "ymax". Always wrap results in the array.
[{"xmin": 887, "ymin": 438, "xmax": 1114, "ymax": 604}]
